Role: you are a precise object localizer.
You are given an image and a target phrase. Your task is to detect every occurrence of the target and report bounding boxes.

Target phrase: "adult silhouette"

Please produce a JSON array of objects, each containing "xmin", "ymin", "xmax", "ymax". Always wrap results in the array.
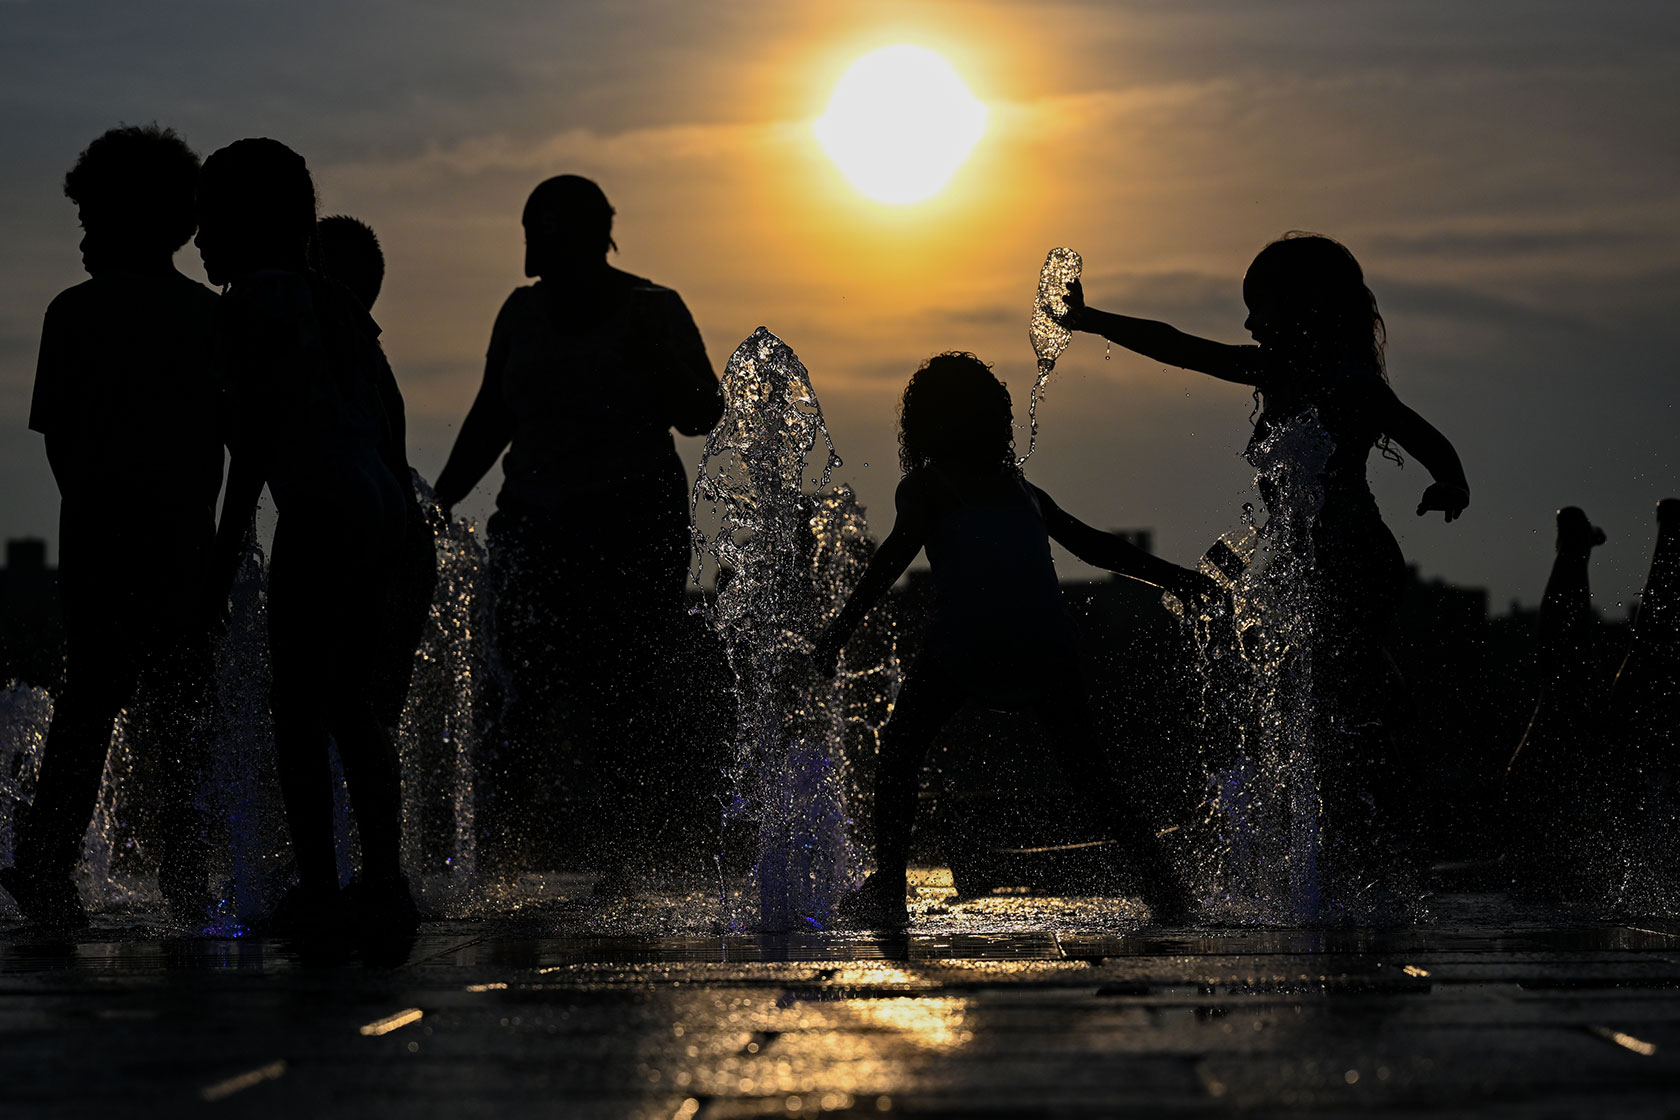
[
  {"xmin": 2, "ymin": 125, "xmax": 220, "ymax": 932},
  {"xmin": 433, "ymin": 176, "xmax": 725, "ymax": 878},
  {"xmin": 199, "ymin": 138, "xmax": 422, "ymax": 939}
]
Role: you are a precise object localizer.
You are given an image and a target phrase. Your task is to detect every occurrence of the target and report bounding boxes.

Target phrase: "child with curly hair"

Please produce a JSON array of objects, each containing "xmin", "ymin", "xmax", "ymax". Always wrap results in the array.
[
  {"xmin": 4, "ymin": 124, "xmax": 221, "ymax": 931},
  {"xmin": 813, "ymin": 352, "xmax": 1213, "ymax": 927}
]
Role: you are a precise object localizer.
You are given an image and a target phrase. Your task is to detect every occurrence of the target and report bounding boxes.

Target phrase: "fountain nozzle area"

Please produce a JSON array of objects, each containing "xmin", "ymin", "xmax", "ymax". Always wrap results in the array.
[{"xmin": 690, "ymin": 328, "xmax": 898, "ymax": 933}]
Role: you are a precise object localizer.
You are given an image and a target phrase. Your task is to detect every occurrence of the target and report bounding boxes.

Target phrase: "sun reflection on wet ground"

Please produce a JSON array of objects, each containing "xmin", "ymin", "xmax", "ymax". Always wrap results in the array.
[{"xmin": 6, "ymin": 882, "xmax": 1680, "ymax": 1114}]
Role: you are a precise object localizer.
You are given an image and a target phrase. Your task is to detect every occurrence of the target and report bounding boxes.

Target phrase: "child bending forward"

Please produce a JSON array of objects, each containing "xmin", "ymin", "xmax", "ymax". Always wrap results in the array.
[{"xmin": 813, "ymin": 352, "xmax": 1214, "ymax": 927}]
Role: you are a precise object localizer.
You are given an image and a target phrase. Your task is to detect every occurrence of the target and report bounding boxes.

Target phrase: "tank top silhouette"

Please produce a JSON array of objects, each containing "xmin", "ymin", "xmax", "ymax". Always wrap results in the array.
[{"xmin": 919, "ymin": 463, "xmax": 1076, "ymax": 699}]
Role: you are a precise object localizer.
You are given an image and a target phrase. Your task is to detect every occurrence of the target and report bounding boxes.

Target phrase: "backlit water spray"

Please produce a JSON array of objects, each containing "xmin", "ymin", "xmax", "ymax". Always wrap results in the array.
[
  {"xmin": 1023, "ymin": 247, "xmax": 1082, "ymax": 464},
  {"xmin": 691, "ymin": 327, "xmax": 898, "ymax": 932},
  {"xmin": 1166, "ymin": 409, "xmax": 1394, "ymax": 924}
]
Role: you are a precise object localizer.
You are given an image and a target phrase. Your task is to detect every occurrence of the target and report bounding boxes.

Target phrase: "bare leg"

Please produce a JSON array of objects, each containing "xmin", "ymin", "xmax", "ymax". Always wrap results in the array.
[
  {"xmin": 869, "ymin": 663, "xmax": 969, "ymax": 888},
  {"xmin": 331, "ymin": 696, "xmax": 404, "ymax": 886},
  {"xmin": 271, "ymin": 692, "xmax": 338, "ymax": 897}
]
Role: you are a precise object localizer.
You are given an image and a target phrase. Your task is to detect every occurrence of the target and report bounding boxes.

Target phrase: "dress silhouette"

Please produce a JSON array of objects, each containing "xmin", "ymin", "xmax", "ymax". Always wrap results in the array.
[{"xmin": 1060, "ymin": 233, "xmax": 1470, "ymax": 875}]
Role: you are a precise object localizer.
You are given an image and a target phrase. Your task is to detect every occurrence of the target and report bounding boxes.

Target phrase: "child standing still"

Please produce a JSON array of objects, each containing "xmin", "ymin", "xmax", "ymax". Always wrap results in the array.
[
  {"xmin": 199, "ymin": 139, "xmax": 421, "ymax": 942},
  {"xmin": 812, "ymin": 353, "xmax": 1214, "ymax": 927},
  {"xmin": 2, "ymin": 126, "xmax": 222, "ymax": 932}
]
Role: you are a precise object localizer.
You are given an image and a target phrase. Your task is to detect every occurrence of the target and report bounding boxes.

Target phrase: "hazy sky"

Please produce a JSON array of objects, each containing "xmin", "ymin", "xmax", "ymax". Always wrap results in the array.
[{"xmin": 1, "ymin": 0, "xmax": 1675, "ymax": 610}]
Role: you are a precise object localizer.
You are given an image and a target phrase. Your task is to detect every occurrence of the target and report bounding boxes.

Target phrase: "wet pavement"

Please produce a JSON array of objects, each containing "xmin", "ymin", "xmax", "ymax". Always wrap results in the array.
[{"xmin": 5, "ymin": 877, "xmax": 1680, "ymax": 1117}]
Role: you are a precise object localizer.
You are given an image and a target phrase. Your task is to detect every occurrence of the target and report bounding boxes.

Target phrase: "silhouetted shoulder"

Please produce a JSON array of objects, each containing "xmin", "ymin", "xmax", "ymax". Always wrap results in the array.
[
  {"xmin": 32, "ymin": 271, "xmax": 219, "ymax": 438},
  {"xmin": 895, "ymin": 469, "xmax": 940, "ymax": 510},
  {"xmin": 309, "ymin": 272, "xmax": 383, "ymax": 342},
  {"xmin": 630, "ymin": 279, "xmax": 705, "ymax": 334},
  {"xmin": 488, "ymin": 284, "xmax": 542, "ymax": 339}
]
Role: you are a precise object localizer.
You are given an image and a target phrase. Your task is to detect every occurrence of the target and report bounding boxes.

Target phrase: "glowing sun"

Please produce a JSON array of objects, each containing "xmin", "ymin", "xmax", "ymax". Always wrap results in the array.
[{"xmin": 815, "ymin": 45, "xmax": 989, "ymax": 205}]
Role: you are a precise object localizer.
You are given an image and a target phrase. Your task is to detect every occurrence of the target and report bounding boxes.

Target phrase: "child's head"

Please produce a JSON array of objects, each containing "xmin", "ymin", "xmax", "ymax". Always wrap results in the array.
[
  {"xmin": 63, "ymin": 124, "xmax": 201, "ymax": 273},
  {"xmin": 196, "ymin": 138, "xmax": 318, "ymax": 286},
  {"xmin": 522, "ymin": 175, "xmax": 616, "ymax": 278},
  {"xmin": 1242, "ymin": 232, "xmax": 1386, "ymax": 373},
  {"xmin": 898, "ymin": 352, "xmax": 1015, "ymax": 474},
  {"xmin": 318, "ymin": 215, "xmax": 384, "ymax": 311}
]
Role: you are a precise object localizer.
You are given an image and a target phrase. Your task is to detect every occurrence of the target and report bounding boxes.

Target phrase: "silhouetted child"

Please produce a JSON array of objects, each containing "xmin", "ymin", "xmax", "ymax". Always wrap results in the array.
[
  {"xmin": 317, "ymin": 214, "xmax": 384, "ymax": 312},
  {"xmin": 198, "ymin": 139, "xmax": 420, "ymax": 942},
  {"xmin": 1060, "ymin": 234, "xmax": 1470, "ymax": 874},
  {"xmin": 1, "ymin": 125, "xmax": 221, "ymax": 931},
  {"xmin": 812, "ymin": 353, "xmax": 1214, "ymax": 927},
  {"xmin": 1061, "ymin": 233, "xmax": 1468, "ymax": 698},
  {"xmin": 315, "ymin": 212, "xmax": 435, "ymax": 732}
]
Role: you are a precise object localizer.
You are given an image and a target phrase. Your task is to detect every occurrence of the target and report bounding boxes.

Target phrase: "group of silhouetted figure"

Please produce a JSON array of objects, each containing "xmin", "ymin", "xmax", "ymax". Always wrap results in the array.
[{"xmin": 2, "ymin": 123, "xmax": 1670, "ymax": 943}]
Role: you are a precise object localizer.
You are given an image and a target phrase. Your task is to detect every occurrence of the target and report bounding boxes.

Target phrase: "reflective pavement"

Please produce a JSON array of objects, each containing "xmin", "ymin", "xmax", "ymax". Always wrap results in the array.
[{"xmin": 4, "ymin": 875, "xmax": 1680, "ymax": 1116}]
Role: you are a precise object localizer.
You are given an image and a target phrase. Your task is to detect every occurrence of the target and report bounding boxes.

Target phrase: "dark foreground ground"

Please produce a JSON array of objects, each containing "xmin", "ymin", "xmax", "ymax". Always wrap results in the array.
[{"xmin": 5, "ymin": 874, "xmax": 1680, "ymax": 1117}]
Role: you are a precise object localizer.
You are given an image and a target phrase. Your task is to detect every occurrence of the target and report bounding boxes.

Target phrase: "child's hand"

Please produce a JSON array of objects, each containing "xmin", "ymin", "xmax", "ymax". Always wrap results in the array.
[
  {"xmin": 1416, "ymin": 483, "xmax": 1469, "ymax": 522},
  {"xmin": 1169, "ymin": 567, "xmax": 1222, "ymax": 606},
  {"xmin": 1051, "ymin": 279, "xmax": 1087, "ymax": 331}
]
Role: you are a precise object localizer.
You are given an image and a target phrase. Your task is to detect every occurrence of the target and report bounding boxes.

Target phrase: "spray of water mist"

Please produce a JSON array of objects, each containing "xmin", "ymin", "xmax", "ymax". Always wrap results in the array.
[
  {"xmin": 690, "ymin": 327, "xmax": 898, "ymax": 933},
  {"xmin": 1023, "ymin": 247, "xmax": 1082, "ymax": 464},
  {"xmin": 1168, "ymin": 409, "xmax": 1414, "ymax": 924}
]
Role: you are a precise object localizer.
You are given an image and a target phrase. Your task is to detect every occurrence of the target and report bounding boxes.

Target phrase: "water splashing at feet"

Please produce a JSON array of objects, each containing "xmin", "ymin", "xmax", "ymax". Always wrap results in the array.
[
  {"xmin": 691, "ymin": 328, "xmax": 897, "ymax": 932},
  {"xmin": 205, "ymin": 530, "xmax": 287, "ymax": 931},
  {"xmin": 1166, "ymin": 408, "xmax": 1396, "ymax": 924},
  {"xmin": 1023, "ymin": 247, "xmax": 1081, "ymax": 464},
  {"xmin": 0, "ymin": 683, "xmax": 52, "ymax": 920},
  {"xmin": 395, "ymin": 474, "xmax": 486, "ymax": 914}
]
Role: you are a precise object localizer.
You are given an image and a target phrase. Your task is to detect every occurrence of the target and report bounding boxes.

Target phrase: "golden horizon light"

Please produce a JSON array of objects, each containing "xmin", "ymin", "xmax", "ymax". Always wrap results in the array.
[{"xmin": 814, "ymin": 44, "xmax": 989, "ymax": 205}]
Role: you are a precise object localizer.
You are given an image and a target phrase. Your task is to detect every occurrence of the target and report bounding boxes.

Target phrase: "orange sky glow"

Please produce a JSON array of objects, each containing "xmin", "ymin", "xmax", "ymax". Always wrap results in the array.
[{"xmin": 1, "ymin": 2, "xmax": 1676, "ymax": 608}]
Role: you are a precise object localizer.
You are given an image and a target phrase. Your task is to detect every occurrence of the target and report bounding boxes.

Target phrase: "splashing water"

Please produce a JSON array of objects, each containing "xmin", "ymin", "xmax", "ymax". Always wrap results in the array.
[
  {"xmin": 1, "ymin": 483, "xmax": 490, "ymax": 930},
  {"xmin": 691, "ymin": 328, "xmax": 896, "ymax": 932},
  {"xmin": 396, "ymin": 475, "xmax": 486, "ymax": 913},
  {"xmin": 1023, "ymin": 247, "xmax": 1082, "ymax": 463},
  {"xmin": 205, "ymin": 531, "xmax": 289, "ymax": 930},
  {"xmin": 1172, "ymin": 410, "xmax": 1345, "ymax": 923},
  {"xmin": 0, "ymin": 682, "xmax": 52, "ymax": 918}
]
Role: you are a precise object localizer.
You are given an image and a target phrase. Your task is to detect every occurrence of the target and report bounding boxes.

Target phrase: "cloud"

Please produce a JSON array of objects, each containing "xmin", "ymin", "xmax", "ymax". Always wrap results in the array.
[{"xmin": 327, "ymin": 118, "xmax": 804, "ymax": 190}]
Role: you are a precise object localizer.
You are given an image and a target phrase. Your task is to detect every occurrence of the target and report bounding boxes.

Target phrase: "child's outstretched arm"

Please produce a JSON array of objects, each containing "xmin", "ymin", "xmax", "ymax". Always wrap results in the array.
[
  {"xmin": 811, "ymin": 474, "xmax": 931, "ymax": 677},
  {"xmin": 1033, "ymin": 485, "xmax": 1219, "ymax": 602},
  {"xmin": 1379, "ymin": 390, "xmax": 1470, "ymax": 522},
  {"xmin": 1058, "ymin": 280, "xmax": 1263, "ymax": 386}
]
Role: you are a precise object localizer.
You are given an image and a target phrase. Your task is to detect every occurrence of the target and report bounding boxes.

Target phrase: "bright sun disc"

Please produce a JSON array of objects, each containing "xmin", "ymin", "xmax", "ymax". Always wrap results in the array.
[{"xmin": 815, "ymin": 45, "xmax": 988, "ymax": 205}]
